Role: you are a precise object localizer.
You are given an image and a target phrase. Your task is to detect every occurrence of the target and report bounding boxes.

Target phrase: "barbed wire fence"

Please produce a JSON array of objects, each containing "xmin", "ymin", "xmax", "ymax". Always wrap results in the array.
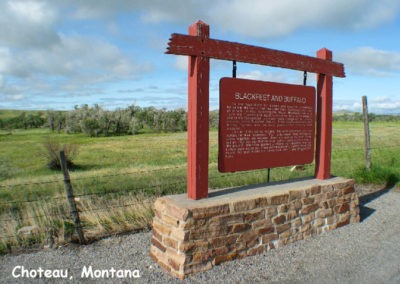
[
  {"xmin": 0, "ymin": 165, "xmax": 277, "ymax": 253},
  {"xmin": 0, "ymin": 111, "xmax": 399, "ymax": 253}
]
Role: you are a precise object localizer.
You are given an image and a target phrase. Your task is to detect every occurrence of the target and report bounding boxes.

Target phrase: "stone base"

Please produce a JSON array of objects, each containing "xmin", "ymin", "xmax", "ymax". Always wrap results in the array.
[{"xmin": 150, "ymin": 177, "xmax": 360, "ymax": 279}]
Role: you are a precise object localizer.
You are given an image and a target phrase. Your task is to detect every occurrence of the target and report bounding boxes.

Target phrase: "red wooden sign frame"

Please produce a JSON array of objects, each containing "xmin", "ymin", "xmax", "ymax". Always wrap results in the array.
[
  {"xmin": 166, "ymin": 21, "xmax": 345, "ymax": 199},
  {"xmin": 219, "ymin": 78, "xmax": 316, "ymax": 172}
]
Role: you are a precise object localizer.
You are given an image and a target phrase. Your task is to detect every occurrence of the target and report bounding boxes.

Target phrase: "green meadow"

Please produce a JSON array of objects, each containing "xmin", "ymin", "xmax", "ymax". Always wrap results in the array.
[
  {"xmin": 1, "ymin": 121, "xmax": 399, "ymax": 186},
  {"xmin": 0, "ymin": 121, "xmax": 399, "ymax": 253}
]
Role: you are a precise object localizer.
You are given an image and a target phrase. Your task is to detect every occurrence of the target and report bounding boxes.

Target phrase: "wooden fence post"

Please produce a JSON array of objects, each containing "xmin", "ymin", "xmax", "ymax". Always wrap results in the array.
[
  {"xmin": 362, "ymin": 96, "xmax": 372, "ymax": 170},
  {"xmin": 60, "ymin": 151, "xmax": 85, "ymax": 244},
  {"xmin": 187, "ymin": 21, "xmax": 210, "ymax": 199}
]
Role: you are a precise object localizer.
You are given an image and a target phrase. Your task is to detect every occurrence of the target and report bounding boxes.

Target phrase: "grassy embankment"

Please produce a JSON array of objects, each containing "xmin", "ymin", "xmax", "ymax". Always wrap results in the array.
[{"xmin": 0, "ymin": 121, "xmax": 399, "ymax": 253}]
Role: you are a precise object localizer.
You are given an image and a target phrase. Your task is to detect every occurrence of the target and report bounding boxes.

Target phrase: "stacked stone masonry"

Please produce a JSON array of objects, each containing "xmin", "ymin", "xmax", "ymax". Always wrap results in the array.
[{"xmin": 150, "ymin": 177, "xmax": 360, "ymax": 279}]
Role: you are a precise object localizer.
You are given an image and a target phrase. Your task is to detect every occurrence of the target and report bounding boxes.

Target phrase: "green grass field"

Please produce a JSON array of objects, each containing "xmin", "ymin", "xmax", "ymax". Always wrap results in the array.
[
  {"xmin": 0, "ymin": 121, "xmax": 399, "ymax": 253},
  {"xmin": 1, "ymin": 121, "xmax": 399, "ymax": 185}
]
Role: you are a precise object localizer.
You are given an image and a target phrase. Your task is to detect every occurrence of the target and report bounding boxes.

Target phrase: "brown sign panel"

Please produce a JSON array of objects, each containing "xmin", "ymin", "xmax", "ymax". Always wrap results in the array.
[{"xmin": 219, "ymin": 78, "xmax": 316, "ymax": 172}]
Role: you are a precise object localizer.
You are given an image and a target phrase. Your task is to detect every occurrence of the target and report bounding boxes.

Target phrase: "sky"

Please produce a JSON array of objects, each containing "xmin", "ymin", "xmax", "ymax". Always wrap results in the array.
[{"xmin": 1, "ymin": 0, "xmax": 400, "ymax": 114}]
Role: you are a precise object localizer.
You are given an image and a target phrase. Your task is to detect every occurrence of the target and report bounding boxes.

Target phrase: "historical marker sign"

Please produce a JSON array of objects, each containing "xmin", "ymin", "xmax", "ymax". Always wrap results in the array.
[
  {"xmin": 219, "ymin": 78, "xmax": 316, "ymax": 172},
  {"xmin": 167, "ymin": 20, "xmax": 345, "ymax": 198}
]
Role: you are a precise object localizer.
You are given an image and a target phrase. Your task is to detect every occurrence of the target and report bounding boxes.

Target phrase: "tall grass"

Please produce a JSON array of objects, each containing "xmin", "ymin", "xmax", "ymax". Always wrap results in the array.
[{"xmin": 0, "ymin": 194, "xmax": 155, "ymax": 254}]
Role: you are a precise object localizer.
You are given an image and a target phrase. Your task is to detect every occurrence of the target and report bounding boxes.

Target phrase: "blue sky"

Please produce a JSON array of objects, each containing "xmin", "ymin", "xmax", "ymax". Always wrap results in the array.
[{"xmin": 1, "ymin": 0, "xmax": 400, "ymax": 114}]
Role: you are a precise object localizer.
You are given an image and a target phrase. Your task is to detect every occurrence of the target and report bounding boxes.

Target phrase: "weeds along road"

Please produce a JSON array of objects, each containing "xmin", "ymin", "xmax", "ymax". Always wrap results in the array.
[{"xmin": 1, "ymin": 187, "xmax": 400, "ymax": 283}]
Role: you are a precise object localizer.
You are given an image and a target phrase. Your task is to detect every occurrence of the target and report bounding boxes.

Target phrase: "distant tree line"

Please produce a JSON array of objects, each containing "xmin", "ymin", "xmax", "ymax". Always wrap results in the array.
[
  {"xmin": 1, "ymin": 106, "xmax": 399, "ymax": 136},
  {"xmin": 333, "ymin": 112, "xmax": 400, "ymax": 122},
  {"xmin": 0, "ymin": 104, "xmax": 216, "ymax": 137},
  {"xmin": 46, "ymin": 104, "xmax": 191, "ymax": 136},
  {"xmin": 0, "ymin": 112, "xmax": 46, "ymax": 130}
]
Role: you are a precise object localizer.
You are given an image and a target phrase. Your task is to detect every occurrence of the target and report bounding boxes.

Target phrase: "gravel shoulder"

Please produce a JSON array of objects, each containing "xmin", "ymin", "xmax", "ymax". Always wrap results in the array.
[{"xmin": 1, "ymin": 186, "xmax": 400, "ymax": 283}]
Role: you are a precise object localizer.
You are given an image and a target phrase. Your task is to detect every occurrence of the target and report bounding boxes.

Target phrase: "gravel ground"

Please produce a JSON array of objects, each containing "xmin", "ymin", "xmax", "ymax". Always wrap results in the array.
[{"xmin": 1, "ymin": 186, "xmax": 400, "ymax": 283}]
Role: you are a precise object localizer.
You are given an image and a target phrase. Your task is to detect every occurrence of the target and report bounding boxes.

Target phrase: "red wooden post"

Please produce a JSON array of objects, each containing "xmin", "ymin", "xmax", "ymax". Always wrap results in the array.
[
  {"xmin": 187, "ymin": 21, "xmax": 210, "ymax": 199},
  {"xmin": 315, "ymin": 48, "xmax": 333, "ymax": 179}
]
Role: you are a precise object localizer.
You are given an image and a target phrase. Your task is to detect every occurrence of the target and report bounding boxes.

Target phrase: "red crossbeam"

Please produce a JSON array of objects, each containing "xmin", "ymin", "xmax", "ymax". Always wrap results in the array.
[{"xmin": 167, "ymin": 34, "xmax": 345, "ymax": 78}]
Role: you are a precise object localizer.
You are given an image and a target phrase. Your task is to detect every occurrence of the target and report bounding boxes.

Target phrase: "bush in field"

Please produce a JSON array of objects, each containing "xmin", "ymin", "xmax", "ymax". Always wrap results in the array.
[{"xmin": 42, "ymin": 138, "xmax": 79, "ymax": 170}]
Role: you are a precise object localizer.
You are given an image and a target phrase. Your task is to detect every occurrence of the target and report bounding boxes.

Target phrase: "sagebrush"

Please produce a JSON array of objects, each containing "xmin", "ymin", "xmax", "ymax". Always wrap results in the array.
[{"xmin": 42, "ymin": 138, "xmax": 79, "ymax": 170}]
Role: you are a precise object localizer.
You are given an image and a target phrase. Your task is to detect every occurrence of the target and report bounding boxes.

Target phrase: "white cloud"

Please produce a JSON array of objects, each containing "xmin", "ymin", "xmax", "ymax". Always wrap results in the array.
[
  {"xmin": 4, "ymin": 35, "xmax": 143, "ymax": 77},
  {"xmin": 65, "ymin": 0, "xmax": 200, "ymax": 22},
  {"xmin": 370, "ymin": 96, "xmax": 391, "ymax": 103},
  {"xmin": 8, "ymin": 1, "xmax": 51, "ymax": 23},
  {"xmin": 239, "ymin": 70, "xmax": 289, "ymax": 82},
  {"xmin": 64, "ymin": 0, "xmax": 147, "ymax": 19},
  {"xmin": 1, "ymin": 1, "xmax": 400, "ymax": 111},
  {"xmin": 237, "ymin": 69, "xmax": 313, "ymax": 86},
  {"xmin": 334, "ymin": 97, "xmax": 400, "ymax": 114},
  {"xmin": 0, "ymin": 48, "xmax": 11, "ymax": 73},
  {"xmin": 59, "ymin": 0, "xmax": 400, "ymax": 38},
  {"xmin": 23, "ymin": 0, "xmax": 387, "ymax": 43},
  {"xmin": 333, "ymin": 100, "xmax": 362, "ymax": 112},
  {"xmin": 0, "ymin": 34, "xmax": 153, "ymax": 98},
  {"xmin": 208, "ymin": 0, "xmax": 400, "ymax": 39},
  {"xmin": 3, "ymin": 0, "xmax": 393, "ymax": 46},
  {"xmin": 174, "ymin": 56, "xmax": 187, "ymax": 71},
  {"xmin": 9, "ymin": 94, "xmax": 25, "ymax": 101},
  {"xmin": 337, "ymin": 47, "xmax": 400, "ymax": 76},
  {"xmin": 369, "ymin": 96, "xmax": 400, "ymax": 112},
  {"xmin": 0, "ymin": 0, "xmax": 60, "ymax": 48},
  {"xmin": 0, "ymin": 1, "xmax": 159, "ymax": 110},
  {"xmin": 0, "ymin": 1, "xmax": 158, "ymax": 94}
]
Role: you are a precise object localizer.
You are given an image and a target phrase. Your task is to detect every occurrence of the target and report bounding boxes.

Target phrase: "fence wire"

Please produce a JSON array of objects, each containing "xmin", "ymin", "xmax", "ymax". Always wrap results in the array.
[
  {"xmin": 0, "ymin": 145, "xmax": 397, "ymax": 202},
  {"xmin": 1, "ymin": 132, "xmax": 399, "ymax": 248}
]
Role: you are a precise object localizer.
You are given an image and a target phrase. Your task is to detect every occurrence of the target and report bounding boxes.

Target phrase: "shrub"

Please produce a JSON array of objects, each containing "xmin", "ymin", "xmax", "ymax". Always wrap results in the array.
[{"xmin": 42, "ymin": 138, "xmax": 79, "ymax": 170}]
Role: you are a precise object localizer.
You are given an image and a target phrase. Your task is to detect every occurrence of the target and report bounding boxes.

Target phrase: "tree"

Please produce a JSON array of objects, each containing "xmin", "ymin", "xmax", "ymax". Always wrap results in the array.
[
  {"xmin": 81, "ymin": 117, "xmax": 101, "ymax": 137},
  {"xmin": 46, "ymin": 111, "xmax": 65, "ymax": 132}
]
